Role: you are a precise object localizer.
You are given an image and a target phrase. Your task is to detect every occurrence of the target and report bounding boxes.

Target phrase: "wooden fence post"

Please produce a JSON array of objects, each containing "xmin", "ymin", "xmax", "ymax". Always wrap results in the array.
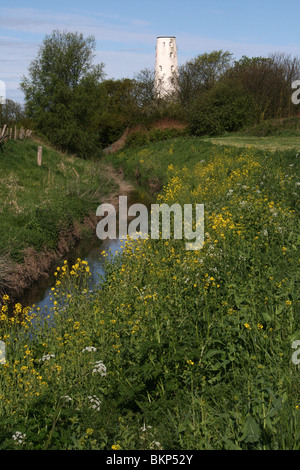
[
  {"xmin": 0, "ymin": 124, "xmax": 7, "ymax": 139},
  {"xmin": 37, "ymin": 146, "xmax": 42, "ymax": 166},
  {"xmin": 0, "ymin": 125, "xmax": 33, "ymax": 141}
]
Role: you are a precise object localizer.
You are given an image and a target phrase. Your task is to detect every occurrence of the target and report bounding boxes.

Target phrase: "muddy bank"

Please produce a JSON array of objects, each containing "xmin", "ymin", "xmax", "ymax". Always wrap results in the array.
[
  {"xmin": 5, "ymin": 213, "xmax": 97, "ymax": 303},
  {"xmin": 2, "ymin": 165, "xmax": 135, "ymax": 306}
]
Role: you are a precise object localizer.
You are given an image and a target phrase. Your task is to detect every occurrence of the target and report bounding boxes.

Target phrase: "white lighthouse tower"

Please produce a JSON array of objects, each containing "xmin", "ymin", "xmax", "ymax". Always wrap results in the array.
[{"xmin": 154, "ymin": 36, "xmax": 178, "ymax": 98}]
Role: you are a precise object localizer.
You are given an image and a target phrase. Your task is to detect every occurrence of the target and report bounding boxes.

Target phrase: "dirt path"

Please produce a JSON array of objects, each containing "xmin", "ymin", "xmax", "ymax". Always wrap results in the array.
[
  {"xmin": 101, "ymin": 163, "xmax": 135, "ymax": 209},
  {"xmin": 103, "ymin": 128, "xmax": 129, "ymax": 154}
]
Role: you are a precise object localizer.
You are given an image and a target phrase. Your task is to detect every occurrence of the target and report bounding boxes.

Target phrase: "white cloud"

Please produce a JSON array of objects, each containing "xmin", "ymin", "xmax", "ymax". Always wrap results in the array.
[
  {"xmin": 1, "ymin": 6, "xmax": 299, "ymax": 103},
  {"xmin": 0, "ymin": 7, "xmax": 154, "ymax": 45},
  {"xmin": 0, "ymin": 38, "xmax": 40, "ymax": 103},
  {"xmin": 0, "ymin": 7, "xmax": 156, "ymax": 102}
]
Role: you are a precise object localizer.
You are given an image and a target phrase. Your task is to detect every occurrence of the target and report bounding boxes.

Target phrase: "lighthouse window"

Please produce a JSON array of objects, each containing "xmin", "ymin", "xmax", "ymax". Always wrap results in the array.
[
  {"xmin": 171, "ymin": 65, "xmax": 174, "ymax": 72},
  {"xmin": 159, "ymin": 65, "xmax": 162, "ymax": 71},
  {"xmin": 170, "ymin": 52, "xmax": 173, "ymax": 58}
]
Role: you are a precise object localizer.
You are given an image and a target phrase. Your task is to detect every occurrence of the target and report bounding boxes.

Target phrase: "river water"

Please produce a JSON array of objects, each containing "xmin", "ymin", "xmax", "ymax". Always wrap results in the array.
[
  {"xmin": 19, "ymin": 188, "xmax": 152, "ymax": 313},
  {"xmin": 19, "ymin": 234, "xmax": 122, "ymax": 312}
]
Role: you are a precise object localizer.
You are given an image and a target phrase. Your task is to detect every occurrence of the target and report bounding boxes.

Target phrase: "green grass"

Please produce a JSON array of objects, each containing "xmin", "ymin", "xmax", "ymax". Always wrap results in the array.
[
  {"xmin": 104, "ymin": 137, "xmax": 215, "ymax": 192},
  {"xmin": 104, "ymin": 135, "xmax": 300, "ymax": 191},
  {"xmin": 202, "ymin": 134, "xmax": 300, "ymax": 152},
  {"xmin": 0, "ymin": 135, "xmax": 299, "ymax": 450},
  {"xmin": 200, "ymin": 115, "xmax": 300, "ymax": 152},
  {"xmin": 0, "ymin": 139, "xmax": 117, "ymax": 264}
]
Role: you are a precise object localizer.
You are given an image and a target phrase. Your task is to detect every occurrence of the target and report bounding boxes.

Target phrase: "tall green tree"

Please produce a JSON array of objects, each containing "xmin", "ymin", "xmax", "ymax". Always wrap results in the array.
[
  {"xmin": 95, "ymin": 78, "xmax": 139, "ymax": 145},
  {"xmin": 177, "ymin": 50, "xmax": 233, "ymax": 108},
  {"xmin": 226, "ymin": 54, "xmax": 300, "ymax": 122},
  {"xmin": 188, "ymin": 79, "xmax": 254, "ymax": 136},
  {"xmin": 20, "ymin": 30, "xmax": 105, "ymax": 157}
]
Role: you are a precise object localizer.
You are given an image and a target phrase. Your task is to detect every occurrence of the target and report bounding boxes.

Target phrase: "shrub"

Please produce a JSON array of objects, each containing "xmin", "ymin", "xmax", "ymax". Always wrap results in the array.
[
  {"xmin": 241, "ymin": 116, "xmax": 300, "ymax": 137},
  {"xmin": 188, "ymin": 80, "xmax": 255, "ymax": 136},
  {"xmin": 125, "ymin": 127, "xmax": 189, "ymax": 148}
]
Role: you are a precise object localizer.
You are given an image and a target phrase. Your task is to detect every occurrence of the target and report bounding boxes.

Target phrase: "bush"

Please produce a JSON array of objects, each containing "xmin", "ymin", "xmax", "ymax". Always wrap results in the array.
[
  {"xmin": 241, "ymin": 116, "xmax": 300, "ymax": 137},
  {"xmin": 125, "ymin": 127, "xmax": 189, "ymax": 148},
  {"xmin": 188, "ymin": 80, "xmax": 255, "ymax": 136}
]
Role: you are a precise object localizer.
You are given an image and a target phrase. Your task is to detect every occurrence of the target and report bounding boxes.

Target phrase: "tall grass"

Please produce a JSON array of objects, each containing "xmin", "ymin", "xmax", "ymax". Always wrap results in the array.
[
  {"xmin": 0, "ymin": 139, "xmax": 117, "ymax": 263},
  {"xmin": 0, "ymin": 140, "xmax": 299, "ymax": 449},
  {"xmin": 0, "ymin": 139, "xmax": 117, "ymax": 304}
]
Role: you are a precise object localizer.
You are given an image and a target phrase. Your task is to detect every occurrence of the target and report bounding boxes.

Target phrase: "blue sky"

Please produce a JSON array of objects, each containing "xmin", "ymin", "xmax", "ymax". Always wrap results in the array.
[{"xmin": 0, "ymin": 0, "xmax": 299, "ymax": 103}]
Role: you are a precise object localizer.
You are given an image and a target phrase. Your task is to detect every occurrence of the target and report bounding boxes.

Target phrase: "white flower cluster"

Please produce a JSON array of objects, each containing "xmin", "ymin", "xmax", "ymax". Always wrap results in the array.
[
  {"xmin": 38, "ymin": 354, "xmax": 55, "ymax": 362},
  {"xmin": 140, "ymin": 423, "xmax": 152, "ymax": 432},
  {"xmin": 92, "ymin": 360, "xmax": 107, "ymax": 376},
  {"xmin": 82, "ymin": 346, "xmax": 97, "ymax": 352},
  {"xmin": 12, "ymin": 431, "xmax": 26, "ymax": 445},
  {"xmin": 60, "ymin": 395, "xmax": 72, "ymax": 403},
  {"xmin": 150, "ymin": 440, "xmax": 162, "ymax": 450},
  {"xmin": 88, "ymin": 395, "xmax": 101, "ymax": 411}
]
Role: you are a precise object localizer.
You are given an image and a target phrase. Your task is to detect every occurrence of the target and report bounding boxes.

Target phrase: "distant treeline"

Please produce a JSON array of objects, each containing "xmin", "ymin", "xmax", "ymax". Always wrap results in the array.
[
  {"xmin": 2, "ymin": 30, "xmax": 299, "ymax": 157},
  {"xmin": 178, "ymin": 51, "xmax": 300, "ymax": 137}
]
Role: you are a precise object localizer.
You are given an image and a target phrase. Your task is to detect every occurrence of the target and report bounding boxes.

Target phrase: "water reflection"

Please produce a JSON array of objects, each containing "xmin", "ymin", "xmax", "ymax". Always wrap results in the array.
[
  {"xmin": 20, "ymin": 187, "xmax": 153, "ymax": 313},
  {"xmin": 21, "ymin": 235, "xmax": 124, "ymax": 314}
]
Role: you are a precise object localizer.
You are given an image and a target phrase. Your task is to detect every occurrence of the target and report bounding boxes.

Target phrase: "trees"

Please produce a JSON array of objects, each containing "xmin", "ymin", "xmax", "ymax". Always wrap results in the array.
[
  {"xmin": 20, "ymin": 30, "xmax": 105, "ymax": 157},
  {"xmin": 269, "ymin": 52, "xmax": 300, "ymax": 117},
  {"xmin": 96, "ymin": 78, "xmax": 139, "ymax": 145},
  {"xmin": 226, "ymin": 54, "xmax": 300, "ymax": 123},
  {"xmin": 0, "ymin": 99, "xmax": 24, "ymax": 126},
  {"xmin": 183, "ymin": 50, "xmax": 300, "ymax": 136},
  {"xmin": 188, "ymin": 79, "xmax": 254, "ymax": 136},
  {"xmin": 20, "ymin": 31, "xmax": 300, "ymax": 147},
  {"xmin": 177, "ymin": 50, "xmax": 233, "ymax": 108},
  {"xmin": 131, "ymin": 68, "xmax": 184, "ymax": 124}
]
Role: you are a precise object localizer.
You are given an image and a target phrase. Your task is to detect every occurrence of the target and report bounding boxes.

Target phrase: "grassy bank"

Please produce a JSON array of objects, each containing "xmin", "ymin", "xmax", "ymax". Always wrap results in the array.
[
  {"xmin": 202, "ymin": 135, "xmax": 300, "ymax": 152},
  {"xmin": 0, "ymin": 138, "xmax": 117, "ymax": 299},
  {"xmin": 0, "ymin": 136, "xmax": 299, "ymax": 449},
  {"xmin": 104, "ymin": 135, "xmax": 300, "ymax": 191},
  {"xmin": 202, "ymin": 116, "xmax": 300, "ymax": 152}
]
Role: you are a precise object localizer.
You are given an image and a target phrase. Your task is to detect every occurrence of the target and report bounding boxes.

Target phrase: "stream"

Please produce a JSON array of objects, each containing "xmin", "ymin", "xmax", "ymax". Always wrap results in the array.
[
  {"xmin": 19, "ymin": 234, "xmax": 121, "ymax": 313},
  {"xmin": 18, "ymin": 187, "xmax": 153, "ymax": 315}
]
